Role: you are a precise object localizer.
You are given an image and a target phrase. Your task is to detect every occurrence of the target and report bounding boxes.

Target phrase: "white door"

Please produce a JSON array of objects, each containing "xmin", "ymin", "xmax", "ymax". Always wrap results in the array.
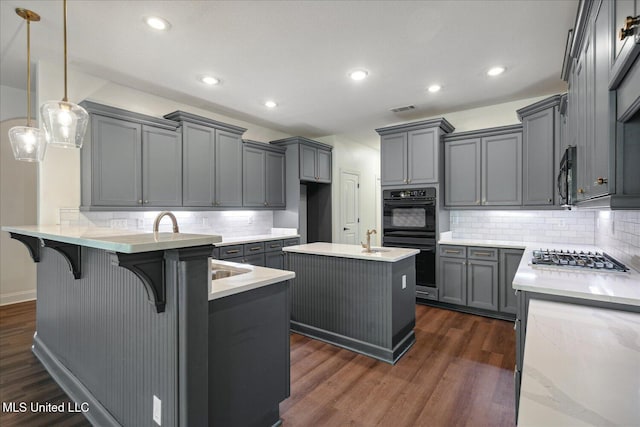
[{"xmin": 340, "ymin": 170, "xmax": 360, "ymax": 244}]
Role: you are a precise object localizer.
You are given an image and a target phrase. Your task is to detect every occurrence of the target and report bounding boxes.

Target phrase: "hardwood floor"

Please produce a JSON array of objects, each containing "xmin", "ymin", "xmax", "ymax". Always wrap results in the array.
[{"xmin": 0, "ymin": 301, "xmax": 515, "ymax": 426}]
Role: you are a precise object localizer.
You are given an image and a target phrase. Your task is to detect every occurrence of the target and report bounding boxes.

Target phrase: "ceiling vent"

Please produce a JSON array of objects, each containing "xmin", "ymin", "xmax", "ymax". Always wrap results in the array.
[{"xmin": 390, "ymin": 105, "xmax": 416, "ymax": 113}]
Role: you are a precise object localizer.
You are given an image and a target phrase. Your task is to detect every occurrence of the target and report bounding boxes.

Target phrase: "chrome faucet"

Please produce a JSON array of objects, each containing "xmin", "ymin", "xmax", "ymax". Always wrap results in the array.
[
  {"xmin": 153, "ymin": 211, "xmax": 180, "ymax": 233},
  {"xmin": 361, "ymin": 229, "xmax": 377, "ymax": 252}
]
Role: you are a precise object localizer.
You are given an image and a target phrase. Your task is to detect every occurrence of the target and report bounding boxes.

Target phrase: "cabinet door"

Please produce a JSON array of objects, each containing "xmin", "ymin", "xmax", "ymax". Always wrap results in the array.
[
  {"xmin": 142, "ymin": 125, "xmax": 182, "ymax": 207},
  {"xmin": 482, "ymin": 133, "xmax": 522, "ymax": 206},
  {"xmin": 265, "ymin": 251, "xmax": 284, "ymax": 269},
  {"xmin": 439, "ymin": 257, "xmax": 467, "ymax": 305},
  {"xmin": 316, "ymin": 149, "xmax": 332, "ymax": 183},
  {"xmin": 215, "ymin": 130, "xmax": 243, "ymax": 207},
  {"xmin": 445, "ymin": 138, "xmax": 481, "ymax": 206},
  {"xmin": 182, "ymin": 123, "xmax": 215, "ymax": 207},
  {"xmin": 610, "ymin": 0, "xmax": 639, "ymax": 86},
  {"xmin": 407, "ymin": 128, "xmax": 438, "ymax": 184},
  {"xmin": 523, "ymin": 109, "xmax": 555, "ymax": 205},
  {"xmin": 381, "ymin": 133, "xmax": 408, "ymax": 186},
  {"xmin": 243, "ymin": 253, "xmax": 266, "ymax": 267},
  {"xmin": 299, "ymin": 145, "xmax": 317, "ymax": 182},
  {"xmin": 591, "ymin": 0, "xmax": 612, "ymax": 198},
  {"xmin": 499, "ymin": 249, "xmax": 524, "ymax": 314},
  {"xmin": 243, "ymin": 146, "xmax": 266, "ymax": 207},
  {"xmin": 467, "ymin": 260, "xmax": 498, "ymax": 311},
  {"xmin": 266, "ymin": 151, "xmax": 286, "ymax": 207},
  {"xmin": 91, "ymin": 115, "xmax": 142, "ymax": 206},
  {"xmin": 576, "ymin": 34, "xmax": 594, "ymax": 200}
]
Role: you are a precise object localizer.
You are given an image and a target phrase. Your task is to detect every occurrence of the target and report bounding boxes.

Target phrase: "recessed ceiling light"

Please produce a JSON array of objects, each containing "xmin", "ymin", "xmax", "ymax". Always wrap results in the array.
[
  {"xmin": 428, "ymin": 84, "xmax": 441, "ymax": 93},
  {"xmin": 349, "ymin": 69, "xmax": 369, "ymax": 81},
  {"xmin": 487, "ymin": 66, "xmax": 506, "ymax": 76},
  {"xmin": 265, "ymin": 100, "xmax": 277, "ymax": 108},
  {"xmin": 200, "ymin": 76, "xmax": 219, "ymax": 85},
  {"xmin": 145, "ymin": 16, "xmax": 170, "ymax": 31}
]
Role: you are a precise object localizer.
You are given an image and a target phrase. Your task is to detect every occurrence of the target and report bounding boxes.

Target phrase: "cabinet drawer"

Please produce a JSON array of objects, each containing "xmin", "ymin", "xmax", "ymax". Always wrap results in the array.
[
  {"xmin": 265, "ymin": 240, "xmax": 284, "ymax": 252},
  {"xmin": 283, "ymin": 238, "xmax": 300, "ymax": 247},
  {"xmin": 439, "ymin": 245, "xmax": 466, "ymax": 258},
  {"xmin": 416, "ymin": 287, "xmax": 438, "ymax": 301},
  {"xmin": 468, "ymin": 246, "xmax": 498, "ymax": 261},
  {"xmin": 218, "ymin": 244, "xmax": 244, "ymax": 259},
  {"xmin": 244, "ymin": 242, "xmax": 265, "ymax": 255}
]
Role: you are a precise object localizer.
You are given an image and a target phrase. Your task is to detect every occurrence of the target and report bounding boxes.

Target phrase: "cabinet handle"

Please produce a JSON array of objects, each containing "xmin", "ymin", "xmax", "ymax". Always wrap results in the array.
[
  {"xmin": 444, "ymin": 249, "xmax": 461, "ymax": 254},
  {"xmin": 620, "ymin": 16, "xmax": 640, "ymax": 40},
  {"xmin": 144, "ymin": 200, "xmax": 149, "ymax": 204},
  {"xmin": 475, "ymin": 200, "xmax": 480, "ymax": 205},
  {"xmin": 548, "ymin": 198, "xmax": 552, "ymax": 203},
  {"xmin": 594, "ymin": 177, "xmax": 608, "ymax": 185},
  {"xmin": 473, "ymin": 251, "xmax": 492, "ymax": 256},
  {"xmin": 578, "ymin": 188, "xmax": 585, "ymax": 194},
  {"xmin": 249, "ymin": 246, "xmax": 261, "ymax": 251},
  {"xmin": 138, "ymin": 200, "xmax": 143, "ymax": 204},
  {"xmin": 225, "ymin": 249, "xmax": 240, "ymax": 255},
  {"xmin": 270, "ymin": 244, "xmax": 280, "ymax": 248},
  {"xmin": 264, "ymin": 202, "xmax": 268, "ymax": 206}
]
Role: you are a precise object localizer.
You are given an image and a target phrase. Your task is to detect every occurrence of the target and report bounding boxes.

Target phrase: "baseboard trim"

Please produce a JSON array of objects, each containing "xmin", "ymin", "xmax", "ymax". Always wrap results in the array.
[
  {"xmin": 32, "ymin": 333, "xmax": 121, "ymax": 427},
  {"xmin": 0, "ymin": 290, "xmax": 36, "ymax": 306}
]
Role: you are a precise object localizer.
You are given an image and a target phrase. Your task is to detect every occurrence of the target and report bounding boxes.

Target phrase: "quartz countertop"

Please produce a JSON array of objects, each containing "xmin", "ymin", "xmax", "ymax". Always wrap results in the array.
[
  {"xmin": 213, "ymin": 233, "xmax": 299, "ymax": 247},
  {"xmin": 438, "ymin": 233, "xmax": 527, "ymax": 249},
  {"xmin": 518, "ymin": 299, "xmax": 640, "ymax": 426},
  {"xmin": 2, "ymin": 225, "xmax": 222, "ymax": 254},
  {"xmin": 282, "ymin": 242, "xmax": 419, "ymax": 262},
  {"xmin": 209, "ymin": 259, "xmax": 295, "ymax": 300}
]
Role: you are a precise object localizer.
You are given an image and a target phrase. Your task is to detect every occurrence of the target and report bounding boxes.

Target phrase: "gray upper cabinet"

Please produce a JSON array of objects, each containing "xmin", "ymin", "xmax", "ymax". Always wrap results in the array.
[
  {"xmin": 517, "ymin": 95, "xmax": 561, "ymax": 206},
  {"xmin": 142, "ymin": 125, "xmax": 182, "ymax": 207},
  {"xmin": 164, "ymin": 111, "xmax": 246, "ymax": 208},
  {"xmin": 316, "ymin": 149, "xmax": 332, "ymax": 182},
  {"xmin": 376, "ymin": 118, "xmax": 455, "ymax": 187},
  {"xmin": 444, "ymin": 125, "xmax": 522, "ymax": 207},
  {"xmin": 243, "ymin": 141, "xmax": 286, "ymax": 208},
  {"xmin": 81, "ymin": 101, "xmax": 181, "ymax": 209},
  {"xmin": 609, "ymin": 0, "xmax": 640, "ymax": 88},
  {"xmin": 299, "ymin": 144, "xmax": 332, "ymax": 183}
]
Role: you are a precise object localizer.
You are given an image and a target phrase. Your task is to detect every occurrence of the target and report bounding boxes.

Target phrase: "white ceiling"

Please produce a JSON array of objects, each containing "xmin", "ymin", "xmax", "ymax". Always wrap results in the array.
[{"xmin": 1, "ymin": 0, "xmax": 577, "ymax": 146}]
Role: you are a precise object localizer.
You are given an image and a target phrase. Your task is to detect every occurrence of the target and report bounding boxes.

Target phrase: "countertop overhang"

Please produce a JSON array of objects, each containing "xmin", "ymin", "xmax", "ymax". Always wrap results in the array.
[
  {"xmin": 2, "ymin": 225, "xmax": 222, "ymax": 254},
  {"xmin": 283, "ymin": 242, "xmax": 419, "ymax": 262},
  {"xmin": 209, "ymin": 259, "xmax": 295, "ymax": 300}
]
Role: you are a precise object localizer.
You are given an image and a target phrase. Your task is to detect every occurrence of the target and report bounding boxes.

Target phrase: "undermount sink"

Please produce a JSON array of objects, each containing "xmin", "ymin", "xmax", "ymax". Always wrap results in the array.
[
  {"xmin": 211, "ymin": 263, "xmax": 251, "ymax": 280},
  {"xmin": 362, "ymin": 247, "xmax": 392, "ymax": 253}
]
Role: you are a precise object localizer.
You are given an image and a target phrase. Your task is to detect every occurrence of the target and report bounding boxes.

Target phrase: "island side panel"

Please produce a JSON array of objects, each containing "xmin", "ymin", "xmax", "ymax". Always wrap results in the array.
[
  {"xmin": 34, "ymin": 246, "xmax": 179, "ymax": 427},
  {"xmin": 391, "ymin": 256, "xmax": 417, "ymax": 350}
]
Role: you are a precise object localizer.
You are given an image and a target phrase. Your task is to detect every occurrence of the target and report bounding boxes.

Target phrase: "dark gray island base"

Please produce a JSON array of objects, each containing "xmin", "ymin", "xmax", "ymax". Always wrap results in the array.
[
  {"xmin": 4, "ymin": 226, "xmax": 292, "ymax": 427},
  {"xmin": 284, "ymin": 243, "xmax": 418, "ymax": 364}
]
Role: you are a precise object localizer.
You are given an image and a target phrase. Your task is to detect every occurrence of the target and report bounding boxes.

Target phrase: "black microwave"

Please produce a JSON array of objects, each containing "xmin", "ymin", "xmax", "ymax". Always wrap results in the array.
[{"xmin": 557, "ymin": 146, "xmax": 577, "ymax": 206}]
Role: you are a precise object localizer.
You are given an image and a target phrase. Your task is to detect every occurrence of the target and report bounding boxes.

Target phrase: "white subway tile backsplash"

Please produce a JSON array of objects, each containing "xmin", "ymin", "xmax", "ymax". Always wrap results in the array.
[{"xmin": 595, "ymin": 210, "xmax": 640, "ymax": 272}]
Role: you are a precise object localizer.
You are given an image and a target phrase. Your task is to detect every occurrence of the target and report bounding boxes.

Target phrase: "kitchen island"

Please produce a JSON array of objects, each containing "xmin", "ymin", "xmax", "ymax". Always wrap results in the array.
[
  {"xmin": 2, "ymin": 225, "xmax": 294, "ymax": 427},
  {"xmin": 282, "ymin": 242, "xmax": 419, "ymax": 364}
]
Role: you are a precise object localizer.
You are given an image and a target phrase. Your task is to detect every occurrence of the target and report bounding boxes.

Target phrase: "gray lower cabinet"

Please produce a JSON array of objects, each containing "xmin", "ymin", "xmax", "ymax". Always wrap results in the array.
[
  {"xmin": 81, "ymin": 102, "xmax": 183, "ymax": 208},
  {"xmin": 165, "ymin": 112, "xmax": 246, "ymax": 208},
  {"xmin": 214, "ymin": 238, "xmax": 299, "ymax": 268},
  {"xmin": 444, "ymin": 126, "xmax": 523, "ymax": 207},
  {"xmin": 467, "ymin": 260, "xmax": 498, "ymax": 311},
  {"xmin": 265, "ymin": 251, "xmax": 284, "ymax": 269},
  {"xmin": 243, "ymin": 141, "xmax": 286, "ymax": 208},
  {"xmin": 499, "ymin": 248, "xmax": 524, "ymax": 314},
  {"xmin": 439, "ymin": 257, "xmax": 467, "ymax": 305}
]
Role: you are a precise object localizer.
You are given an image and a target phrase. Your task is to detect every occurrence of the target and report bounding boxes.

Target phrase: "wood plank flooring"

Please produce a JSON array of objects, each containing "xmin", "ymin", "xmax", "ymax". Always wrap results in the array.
[{"xmin": 0, "ymin": 301, "xmax": 515, "ymax": 426}]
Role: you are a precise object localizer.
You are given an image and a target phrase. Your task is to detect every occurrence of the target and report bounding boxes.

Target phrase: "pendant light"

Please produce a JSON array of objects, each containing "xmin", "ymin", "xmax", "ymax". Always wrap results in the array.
[
  {"xmin": 40, "ymin": 0, "xmax": 88, "ymax": 149},
  {"xmin": 8, "ymin": 8, "xmax": 47, "ymax": 162}
]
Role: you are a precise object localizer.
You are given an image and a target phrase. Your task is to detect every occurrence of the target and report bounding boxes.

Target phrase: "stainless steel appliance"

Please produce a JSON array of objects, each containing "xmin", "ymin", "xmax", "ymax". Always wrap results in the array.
[
  {"xmin": 382, "ymin": 188, "xmax": 437, "ymax": 297},
  {"xmin": 557, "ymin": 146, "xmax": 577, "ymax": 206},
  {"xmin": 531, "ymin": 249, "xmax": 628, "ymax": 272}
]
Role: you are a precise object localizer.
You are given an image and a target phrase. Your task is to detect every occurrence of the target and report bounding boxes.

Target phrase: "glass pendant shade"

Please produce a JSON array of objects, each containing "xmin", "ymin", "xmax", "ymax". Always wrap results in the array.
[
  {"xmin": 8, "ymin": 125, "xmax": 47, "ymax": 162},
  {"xmin": 40, "ymin": 100, "xmax": 88, "ymax": 148}
]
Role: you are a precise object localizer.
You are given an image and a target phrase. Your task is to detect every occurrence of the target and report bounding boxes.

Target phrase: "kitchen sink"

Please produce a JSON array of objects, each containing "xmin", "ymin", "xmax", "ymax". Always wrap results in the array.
[{"xmin": 211, "ymin": 263, "xmax": 251, "ymax": 280}]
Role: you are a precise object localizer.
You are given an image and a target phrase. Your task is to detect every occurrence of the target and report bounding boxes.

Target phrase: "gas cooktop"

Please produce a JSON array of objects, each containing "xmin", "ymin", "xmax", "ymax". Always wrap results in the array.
[{"xmin": 531, "ymin": 249, "xmax": 628, "ymax": 272}]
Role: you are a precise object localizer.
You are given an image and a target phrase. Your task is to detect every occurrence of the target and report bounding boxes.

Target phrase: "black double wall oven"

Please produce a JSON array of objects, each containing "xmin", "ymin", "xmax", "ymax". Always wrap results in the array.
[{"xmin": 382, "ymin": 188, "xmax": 436, "ymax": 299}]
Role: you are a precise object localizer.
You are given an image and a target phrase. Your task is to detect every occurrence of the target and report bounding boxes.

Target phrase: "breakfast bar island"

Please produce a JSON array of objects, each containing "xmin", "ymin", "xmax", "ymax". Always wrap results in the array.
[
  {"xmin": 283, "ymin": 242, "xmax": 419, "ymax": 364},
  {"xmin": 3, "ymin": 225, "xmax": 294, "ymax": 427}
]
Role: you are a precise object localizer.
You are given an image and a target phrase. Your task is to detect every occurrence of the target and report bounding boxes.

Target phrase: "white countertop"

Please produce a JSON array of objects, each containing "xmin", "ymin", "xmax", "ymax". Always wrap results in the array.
[
  {"xmin": 209, "ymin": 259, "xmax": 295, "ymax": 300},
  {"xmin": 438, "ymin": 235, "xmax": 527, "ymax": 249},
  {"xmin": 282, "ymin": 242, "xmax": 419, "ymax": 262},
  {"xmin": 2, "ymin": 225, "xmax": 222, "ymax": 254},
  {"xmin": 518, "ymin": 299, "xmax": 640, "ymax": 426},
  {"xmin": 214, "ymin": 233, "xmax": 299, "ymax": 246}
]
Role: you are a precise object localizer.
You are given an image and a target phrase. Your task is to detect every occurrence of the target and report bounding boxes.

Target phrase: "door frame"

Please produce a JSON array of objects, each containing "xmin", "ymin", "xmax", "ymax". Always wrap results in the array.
[{"xmin": 339, "ymin": 168, "xmax": 360, "ymax": 244}]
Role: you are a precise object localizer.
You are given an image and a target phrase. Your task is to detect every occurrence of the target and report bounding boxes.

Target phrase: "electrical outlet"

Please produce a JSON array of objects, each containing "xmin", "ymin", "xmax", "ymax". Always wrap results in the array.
[
  {"xmin": 402, "ymin": 275, "xmax": 406, "ymax": 290},
  {"xmin": 153, "ymin": 395, "xmax": 161, "ymax": 425},
  {"xmin": 110, "ymin": 219, "xmax": 128, "ymax": 229},
  {"xmin": 247, "ymin": 216, "xmax": 253, "ymax": 224},
  {"xmin": 611, "ymin": 220, "xmax": 615, "ymax": 235}
]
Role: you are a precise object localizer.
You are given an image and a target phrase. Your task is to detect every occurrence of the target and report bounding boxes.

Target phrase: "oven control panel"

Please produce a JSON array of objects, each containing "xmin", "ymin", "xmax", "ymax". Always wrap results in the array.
[{"xmin": 384, "ymin": 188, "xmax": 436, "ymax": 200}]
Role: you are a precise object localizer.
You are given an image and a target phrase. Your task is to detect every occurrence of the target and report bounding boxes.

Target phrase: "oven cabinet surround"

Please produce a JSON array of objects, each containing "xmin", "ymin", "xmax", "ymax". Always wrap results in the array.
[
  {"xmin": 562, "ymin": 0, "xmax": 640, "ymax": 209},
  {"xmin": 443, "ymin": 125, "xmax": 523, "ymax": 208},
  {"xmin": 80, "ymin": 101, "xmax": 183, "ymax": 209},
  {"xmin": 376, "ymin": 118, "xmax": 455, "ymax": 187},
  {"xmin": 3, "ymin": 226, "xmax": 294, "ymax": 427},
  {"xmin": 163, "ymin": 110, "xmax": 247, "ymax": 209},
  {"xmin": 270, "ymin": 136, "xmax": 332, "ymax": 184},
  {"xmin": 434, "ymin": 244, "xmax": 523, "ymax": 320},
  {"xmin": 283, "ymin": 243, "xmax": 419, "ymax": 364},
  {"xmin": 517, "ymin": 95, "xmax": 562, "ymax": 207},
  {"xmin": 242, "ymin": 140, "xmax": 286, "ymax": 209}
]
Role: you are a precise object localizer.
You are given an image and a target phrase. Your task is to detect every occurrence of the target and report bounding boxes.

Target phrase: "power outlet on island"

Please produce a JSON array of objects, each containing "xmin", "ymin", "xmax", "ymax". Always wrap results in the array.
[
  {"xmin": 402, "ymin": 275, "xmax": 406, "ymax": 290},
  {"xmin": 153, "ymin": 395, "xmax": 161, "ymax": 425}
]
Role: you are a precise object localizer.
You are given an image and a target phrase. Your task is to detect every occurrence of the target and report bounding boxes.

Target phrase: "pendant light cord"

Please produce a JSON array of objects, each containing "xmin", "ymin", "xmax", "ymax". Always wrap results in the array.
[
  {"xmin": 63, "ymin": 0, "xmax": 68, "ymax": 102},
  {"xmin": 26, "ymin": 18, "xmax": 31, "ymax": 126}
]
